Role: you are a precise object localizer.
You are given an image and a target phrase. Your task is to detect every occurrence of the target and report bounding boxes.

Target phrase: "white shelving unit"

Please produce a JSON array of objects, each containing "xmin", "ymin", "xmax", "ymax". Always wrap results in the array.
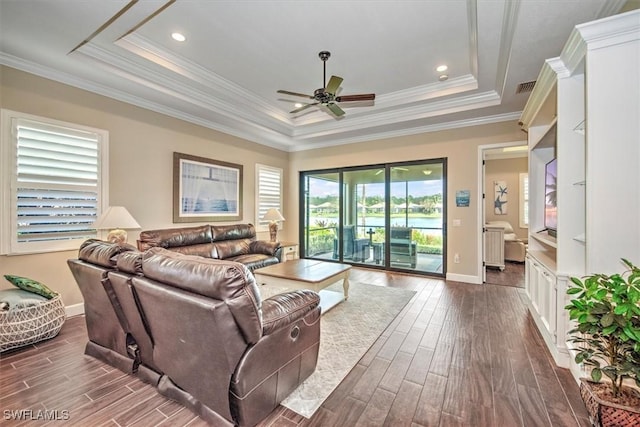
[{"xmin": 519, "ymin": 10, "xmax": 640, "ymax": 379}]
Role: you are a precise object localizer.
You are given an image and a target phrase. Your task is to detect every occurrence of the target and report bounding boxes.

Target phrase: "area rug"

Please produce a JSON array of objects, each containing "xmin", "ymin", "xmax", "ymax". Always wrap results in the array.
[{"xmin": 261, "ymin": 281, "xmax": 415, "ymax": 418}]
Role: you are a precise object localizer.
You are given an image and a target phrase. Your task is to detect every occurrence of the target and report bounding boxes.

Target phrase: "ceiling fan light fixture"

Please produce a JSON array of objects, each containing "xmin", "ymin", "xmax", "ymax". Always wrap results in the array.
[
  {"xmin": 438, "ymin": 74, "xmax": 449, "ymax": 81},
  {"xmin": 422, "ymin": 169, "xmax": 432, "ymax": 175},
  {"xmin": 171, "ymin": 32, "xmax": 186, "ymax": 42},
  {"xmin": 436, "ymin": 64, "xmax": 448, "ymax": 72},
  {"xmin": 277, "ymin": 51, "xmax": 375, "ymax": 118},
  {"xmin": 294, "ymin": 103, "xmax": 302, "ymax": 108}
]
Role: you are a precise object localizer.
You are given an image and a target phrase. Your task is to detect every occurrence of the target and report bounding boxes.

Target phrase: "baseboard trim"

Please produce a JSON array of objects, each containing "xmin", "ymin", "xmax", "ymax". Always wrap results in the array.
[
  {"xmin": 445, "ymin": 273, "xmax": 482, "ymax": 284},
  {"xmin": 65, "ymin": 302, "xmax": 84, "ymax": 318}
]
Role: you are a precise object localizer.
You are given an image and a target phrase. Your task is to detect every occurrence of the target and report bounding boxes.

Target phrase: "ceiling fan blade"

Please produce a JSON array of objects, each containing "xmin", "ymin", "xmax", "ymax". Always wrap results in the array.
[
  {"xmin": 325, "ymin": 75, "xmax": 343, "ymax": 95},
  {"xmin": 335, "ymin": 93, "xmax": 376, "ymax": 102},
  {"xmin": 290, "ymin": 103, "xmax": 318, "ymax": 114},
  {"xmin": 277, "ymin": 90, "xmax": 314, "ymax": 99},
  {"xmin": 326, "ymin": 102, "xmax": 345, "ymax": 117}
]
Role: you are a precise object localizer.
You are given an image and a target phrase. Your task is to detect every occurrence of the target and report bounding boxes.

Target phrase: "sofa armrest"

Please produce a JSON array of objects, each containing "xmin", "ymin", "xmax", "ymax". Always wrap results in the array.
[
  {"xmin": 249, "ymin": 240, "xmax": 281, "ymax": 256},
  {"xmin": 262, "ymin": 290, "xmax": 320, "ymax": 336}
]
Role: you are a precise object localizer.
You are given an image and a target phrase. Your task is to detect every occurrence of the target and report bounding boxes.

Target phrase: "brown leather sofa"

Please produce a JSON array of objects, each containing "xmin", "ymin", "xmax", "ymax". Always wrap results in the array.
[
  {"xmin": 137, "ymin": 223, "xmax": 282, "ymax": 271},
  {"xmin": 68, "ymin": 240, "xmax": 321, "ymax": 426},
  {"xmin": 67, "ymin": 239, "xmax": 160, "ymax": 385}
]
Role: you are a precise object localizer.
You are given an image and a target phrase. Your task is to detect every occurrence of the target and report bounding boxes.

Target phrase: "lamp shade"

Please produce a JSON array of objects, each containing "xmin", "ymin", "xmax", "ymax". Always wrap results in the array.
[
  {"xmin": 262, "ymin": 208, "xmax": 285, "ymax": 222},
  {"xmin": 93, "ymin": 206, "xmax": 140, "ymax": 230}
]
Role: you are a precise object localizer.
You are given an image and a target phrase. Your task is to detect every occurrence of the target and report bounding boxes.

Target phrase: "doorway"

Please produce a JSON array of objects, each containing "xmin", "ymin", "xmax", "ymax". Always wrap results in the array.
[
  {"xmin": 480, "ymin": 143, "xmax": 528, "ymax": 288},
  {"xmin": 300, "ymin": 159, "xmax": 446, "ymax": 276}
]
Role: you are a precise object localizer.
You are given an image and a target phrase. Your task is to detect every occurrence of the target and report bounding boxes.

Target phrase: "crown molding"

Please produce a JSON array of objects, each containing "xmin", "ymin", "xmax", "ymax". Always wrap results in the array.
[
  {"xmin": 292, "ymin": 90, "xmax": 502, "ymax": 140},
  {"xmin": 288, "ymin": 111, "xmax": 522, "ymax": 152},
  {"xmin": 494, "ymin": 0, "xmax": 521, "ymax": 96},
  {"xmin": 115, "ymin": 34, "xmax": 292, "ymax": 124},
  {"xmin": 518, "ymin": 58, "xmax": 558, "ymax": 129}
]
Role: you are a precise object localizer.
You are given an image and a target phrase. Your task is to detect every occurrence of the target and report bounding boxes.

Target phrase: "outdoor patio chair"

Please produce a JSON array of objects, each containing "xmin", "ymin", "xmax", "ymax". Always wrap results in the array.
[{"xmin": 333, "ymin": 225, "xmax": 369, "ymax": 261}]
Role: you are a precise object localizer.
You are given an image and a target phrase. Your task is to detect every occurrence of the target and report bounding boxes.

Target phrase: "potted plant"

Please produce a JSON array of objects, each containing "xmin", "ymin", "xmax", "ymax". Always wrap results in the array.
[{"xmin": 566, "ymin": 258, "xmax": 640, "ymax": 426}]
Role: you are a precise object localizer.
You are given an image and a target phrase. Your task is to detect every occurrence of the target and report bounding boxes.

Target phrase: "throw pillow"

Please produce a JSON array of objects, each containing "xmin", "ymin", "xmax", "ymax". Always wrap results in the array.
[{"xmin": 4, "ymin": 275, "xmax": 58, "ymax": 299}]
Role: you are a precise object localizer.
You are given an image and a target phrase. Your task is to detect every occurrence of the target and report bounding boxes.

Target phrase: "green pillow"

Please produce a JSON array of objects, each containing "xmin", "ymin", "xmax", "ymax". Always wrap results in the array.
[{"xmin": 4, "ymin": 275, "xmax": 57, "ymax": 299}]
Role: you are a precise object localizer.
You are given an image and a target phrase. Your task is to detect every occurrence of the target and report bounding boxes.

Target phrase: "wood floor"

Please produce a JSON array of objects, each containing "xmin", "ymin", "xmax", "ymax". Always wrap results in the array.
[
  {"xmin": 0, "ymin": 268, "xmax": 590, "ymax": 426},
  {"xmin": 485, "ymin": 261, "xmax": 525, "ymax": 288}
]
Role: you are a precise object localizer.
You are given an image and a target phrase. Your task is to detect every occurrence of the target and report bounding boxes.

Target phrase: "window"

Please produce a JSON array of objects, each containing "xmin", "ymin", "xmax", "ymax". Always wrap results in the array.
[
  {"xmin": 1, "ymin": 110, "xmax": 108, "ymax": 254},
  {"xmin": 255, "ymin": 164, "xmax": 283, "ymax": 231},
  {"xmin": 520, "ymin": 172, "xmax": 529, "ymax": 228}
]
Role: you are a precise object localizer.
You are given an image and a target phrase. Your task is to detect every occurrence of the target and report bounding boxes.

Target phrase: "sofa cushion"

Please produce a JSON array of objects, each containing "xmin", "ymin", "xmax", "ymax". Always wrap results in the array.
[
  {"xmin": 211, "ymin": 224, "xmax": 256, "ymax": 241},
  {"xmin": 249, "ymin": 240, "xmax": 280, "ymax": 256},
  {"xmin": 141, "ymin": 248, "xmax": 263, "ymax": 344},
  {"xmin": 79, "ymin": 239, "xmax": 133, "ymax": 267},
  {"xmin": 214, "ymin": 240, "xmax": 251, "ymax": 259},
  {"xmin": 138, "ymin": 225, "xmax": 212, "ymax": 251},
  {"xmin": 116, "ymin": 251, "xmax": 143, "ymax": 274},
  {"xmin": 226, "ymin": 254, "xmax": 279, "ymax": 272},
  {"xmin": 167, "ymin": 243, "xmax": 218, "ymax": 259},
  {"xmin": 4, "ymin": 275, "xmax": 58, "ymax": 299}
]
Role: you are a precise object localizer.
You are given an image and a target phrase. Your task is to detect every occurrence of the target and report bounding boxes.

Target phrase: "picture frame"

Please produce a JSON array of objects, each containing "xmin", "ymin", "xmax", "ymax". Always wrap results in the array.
[{"xmin": 173, "ymin": 152, "xmax": 243, "ymax": 223}]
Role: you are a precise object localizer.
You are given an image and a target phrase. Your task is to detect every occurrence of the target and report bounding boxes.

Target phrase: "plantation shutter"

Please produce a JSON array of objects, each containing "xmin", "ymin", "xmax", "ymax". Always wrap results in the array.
[
  {"xmin": 520, "ymin": 173, "xmax": 529, "ymax": 228},
  {"xmin": 256, "ymin": 164, "xmax": 283, "ymax": 230},
  {"xmin": 14, "ymin": 119, "xmax": 100, "ymax": 244}
]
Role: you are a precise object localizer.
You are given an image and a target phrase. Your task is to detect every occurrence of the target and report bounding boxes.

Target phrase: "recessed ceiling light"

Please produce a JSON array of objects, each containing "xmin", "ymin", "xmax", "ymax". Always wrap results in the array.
[
  {"xmin": 171, "ymin": 32, "xmax": 186, "ymax": 42},
  {"xmin": 436, "ymin": 65, "xmax": 448, "ymax": 72},
  {"xmin": 438, "ymin": 74, "xmax": 449, "ymax": 81},
  {"xmin": 294, "ymin": 103, "xmax": 303, "ymax": 108}
]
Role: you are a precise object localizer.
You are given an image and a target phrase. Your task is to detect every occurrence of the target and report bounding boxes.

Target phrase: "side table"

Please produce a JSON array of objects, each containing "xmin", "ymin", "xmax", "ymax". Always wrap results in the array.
[{"xmin": 279, "ymin": 241, "xmax": 298, "ymax": 262}]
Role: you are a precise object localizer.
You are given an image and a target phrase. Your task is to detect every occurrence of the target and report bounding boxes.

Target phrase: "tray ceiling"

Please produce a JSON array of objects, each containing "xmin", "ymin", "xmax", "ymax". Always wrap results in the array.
[{"xmin": 0, "ymin": 0, "xmax": 629, "ymax": 151}]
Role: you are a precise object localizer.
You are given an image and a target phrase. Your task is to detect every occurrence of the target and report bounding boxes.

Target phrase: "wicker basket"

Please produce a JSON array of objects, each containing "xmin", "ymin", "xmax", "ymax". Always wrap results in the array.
[
  {"xmin": 580, "ymin": 378, "xmax": 640, "ymax": 427},
  {"xmin": 0, "ymin": 294, "xmax": 66, "ymax": 352}
]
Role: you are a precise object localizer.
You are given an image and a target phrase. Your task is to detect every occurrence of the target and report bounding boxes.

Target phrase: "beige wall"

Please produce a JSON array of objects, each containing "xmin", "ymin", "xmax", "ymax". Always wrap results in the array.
[
  {"xmin": 0, "ymin": 66, "xmax": 288, "ymax": 306},
  {"xmin": 484, "ymin": 157, "xmax": 528, "ymax": 240},
  {"xmin": 287, "ymin": 122, "xmax": 524, "ymax": 280},
  {"xmin": 1, "ymin": 66, "xmax": 526, "ymax": 308}
]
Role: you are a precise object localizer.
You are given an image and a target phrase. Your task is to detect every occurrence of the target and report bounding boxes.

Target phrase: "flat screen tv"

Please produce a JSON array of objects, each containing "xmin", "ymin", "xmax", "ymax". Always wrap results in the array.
[{"xmin": 544, "ymin": 158, "xmax": 557, "ymax": 237}]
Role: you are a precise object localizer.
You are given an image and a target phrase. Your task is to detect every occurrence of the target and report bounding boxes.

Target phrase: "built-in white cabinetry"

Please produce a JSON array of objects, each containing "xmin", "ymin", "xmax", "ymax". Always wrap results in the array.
[{"xmin": 519, "ymin": 10, "xmax": 640, "ymax": 379}]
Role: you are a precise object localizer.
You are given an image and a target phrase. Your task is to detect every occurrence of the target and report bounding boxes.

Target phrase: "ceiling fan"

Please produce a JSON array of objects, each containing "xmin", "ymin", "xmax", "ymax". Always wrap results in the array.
[
  {"xmin": 375, "ymin": 167, "xmax": 409, "ymax": 175},
  {"xmin": 277, "ymin": 51, "xmax": 376, "ymax": 117}
]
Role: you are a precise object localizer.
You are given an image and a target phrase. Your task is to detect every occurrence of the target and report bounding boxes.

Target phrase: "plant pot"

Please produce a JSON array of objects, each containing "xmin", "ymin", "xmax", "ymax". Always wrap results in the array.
[{"xmin": 579, "ymin": 378, "xmax": 640, "ymax": 427}]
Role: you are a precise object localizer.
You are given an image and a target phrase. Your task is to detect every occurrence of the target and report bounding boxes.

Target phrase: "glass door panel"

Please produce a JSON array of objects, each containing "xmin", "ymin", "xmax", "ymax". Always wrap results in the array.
[
  {"xmin": 389, "ymin": 162, "xmax": 445, "ymax": 274},
  {"xmin": 342, "ymin": 167, "xmax": 386, "ymax": 266},
  {"xmin": 302, "ymin": 172, "xmax": 339, "ymax": 260},
  {"xmin": 301, "ymin": 159, "xmax": 446, "ymax": 277}
]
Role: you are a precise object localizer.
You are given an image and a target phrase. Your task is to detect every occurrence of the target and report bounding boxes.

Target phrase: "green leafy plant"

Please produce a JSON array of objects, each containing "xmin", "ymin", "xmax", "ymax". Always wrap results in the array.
[{"xmin": 565, "ymin": 258, "xmax": 640, "ymax": 398}]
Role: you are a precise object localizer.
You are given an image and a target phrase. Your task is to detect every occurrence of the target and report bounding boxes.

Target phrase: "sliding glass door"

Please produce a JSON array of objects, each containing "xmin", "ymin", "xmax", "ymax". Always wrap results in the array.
[
  {"xmin": 388, "ymin": 162, "xmax": 445, "ymax": 274},
  {"xmin": 302, "ymin": 172, "xmax": 340, "ymax": 261},
  {"xmin": 301, "ymin": 159, "xmax": 446, "ymax": 276}
]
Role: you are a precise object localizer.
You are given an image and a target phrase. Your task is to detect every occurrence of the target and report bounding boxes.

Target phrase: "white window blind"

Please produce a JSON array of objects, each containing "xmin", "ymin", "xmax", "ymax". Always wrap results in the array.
[
  {"xmin": 255, "ymin": 164, "xmax": 283, "ymax": 231},
  {"xmin": 1, "ymin": 110, "xmax": 108, "ymax": 254},
  {"xmin": 520, "ymin": 173, "xmax": 529, "ymax": 228}
]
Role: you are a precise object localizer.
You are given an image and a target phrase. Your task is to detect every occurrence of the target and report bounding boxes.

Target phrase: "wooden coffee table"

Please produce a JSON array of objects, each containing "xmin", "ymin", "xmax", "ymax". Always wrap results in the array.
[{"xmin": 254, "ymin": 259, "xmax": 351, "ymax": 313}]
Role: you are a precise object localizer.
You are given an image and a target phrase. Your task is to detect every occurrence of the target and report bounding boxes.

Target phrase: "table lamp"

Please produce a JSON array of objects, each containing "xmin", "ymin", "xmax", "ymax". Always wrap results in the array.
[
  {"xmin": 93, "ymin": 206, "xmax": 141, "ymax": 244},
  {"xmin": 262, "ymin": 208, "xmax": 285, "ymax": 242}
]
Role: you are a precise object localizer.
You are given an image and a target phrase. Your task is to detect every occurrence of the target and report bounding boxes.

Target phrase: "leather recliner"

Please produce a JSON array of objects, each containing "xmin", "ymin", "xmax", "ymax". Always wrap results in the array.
[
  {"xmin": 67, "ymin": 239, "xmax": 161, "ymax": 385},
  {"xmin": 131, "ymin": 248, "xmax": 321, "ymax": 426},
  {"xmin": 69, "ymin": 240, "xmax": 321, "ymax": 426}
]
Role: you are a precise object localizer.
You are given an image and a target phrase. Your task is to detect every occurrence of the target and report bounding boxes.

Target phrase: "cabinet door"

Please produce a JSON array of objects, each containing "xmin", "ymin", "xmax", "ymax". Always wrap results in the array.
[
  {"xmin": 538, "ymin": 266, "xmax": 555, "ymax": 334},
  {"xmin": 524, "ymin": 255, "xmax": 534, "ymax": 297}
]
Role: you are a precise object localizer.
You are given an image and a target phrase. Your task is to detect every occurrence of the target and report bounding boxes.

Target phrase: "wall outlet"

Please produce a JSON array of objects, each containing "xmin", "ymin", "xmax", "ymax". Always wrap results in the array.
[{"xmin": 454, "ymin": 253, "xmax": 460, "ymax": 263}]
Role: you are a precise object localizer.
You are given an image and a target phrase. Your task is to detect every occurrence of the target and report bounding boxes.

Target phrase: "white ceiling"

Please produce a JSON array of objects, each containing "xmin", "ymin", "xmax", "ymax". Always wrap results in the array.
[{"xmin": 0, "ymin": 0, "xmax": 632, "ymax": 152}]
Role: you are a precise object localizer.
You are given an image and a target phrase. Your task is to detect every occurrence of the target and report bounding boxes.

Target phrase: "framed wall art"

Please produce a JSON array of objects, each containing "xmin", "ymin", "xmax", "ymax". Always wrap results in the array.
[{"xmin": 173, "ymin": 152, "xmax": 243, "ymax": 223}]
